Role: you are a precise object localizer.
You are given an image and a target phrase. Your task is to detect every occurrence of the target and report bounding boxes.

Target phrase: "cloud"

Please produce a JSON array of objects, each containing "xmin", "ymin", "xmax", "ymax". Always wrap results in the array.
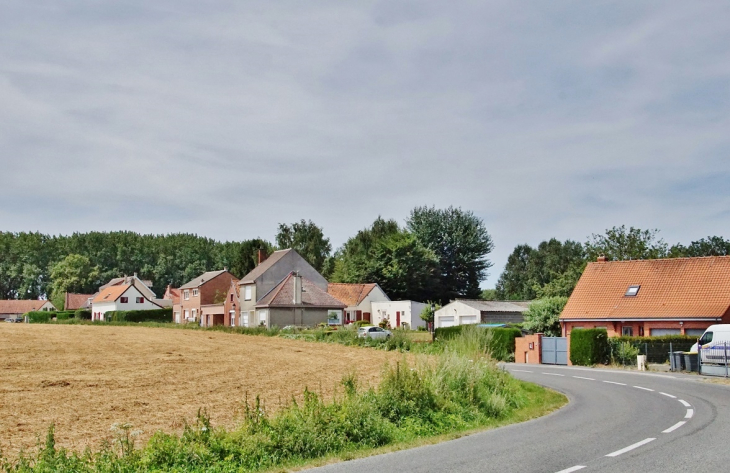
[{"xmin": 1, "ymin": 1, "xmax": 729, "ymax": 286}]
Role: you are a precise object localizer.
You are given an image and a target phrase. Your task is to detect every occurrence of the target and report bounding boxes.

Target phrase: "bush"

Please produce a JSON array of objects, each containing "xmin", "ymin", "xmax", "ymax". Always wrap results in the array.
[
  {"xmin": 25, "ymin": 311, "xmax": 52, "ymax": 323},
  {"xmin": 352, "ymin": 320, "xmax": 372, "ymax": 328},
  {"xmin": 434, "ymin": 325, "xmax": 521, "ymax": 361},
  {"xmin": 74, "ymin": 309, "xmax": 92, "ymax": 320},
  {"xmin": 570, "ymin": 329, "xmax": 610, "ymax": 366},
  {"xmin": 612, "ymin": 341, "xmax": 639, "ymax": 365},
  {"xmin": 106, "ymin": 308, "xmax": 172, "ymax": 323},
  {"xmin": 55, "ymin": 311, "xmax": 74, "ymax": 320}
]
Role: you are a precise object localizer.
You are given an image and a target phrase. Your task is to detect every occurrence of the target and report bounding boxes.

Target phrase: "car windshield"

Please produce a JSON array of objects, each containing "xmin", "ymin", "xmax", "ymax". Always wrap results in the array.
[{"xmin": 700, "ymin": 332, "xmax": 713, "ymax": 344}]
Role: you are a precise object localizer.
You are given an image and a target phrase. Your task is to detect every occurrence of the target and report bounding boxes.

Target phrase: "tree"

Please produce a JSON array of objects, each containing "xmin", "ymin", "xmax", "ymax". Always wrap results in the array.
[
  {"xmin": 495, "ymin": 244, "xmax": 535, "ymax": 300},
  {"xmin": 276, "ymin": 220, "xmax": 332, "ymax": 273},
  {"xmin": 669, "ymin": 236, "xmax": 730, "ymax": 257},
  {"xmin": 584, "ymin": 226, "xmax": 668, "ymax": 261},
  {"xmin": 330, "ymin": 217, "xmax": 400, "ymax": 284},
  {"xmin": 407, "ymin": 206, "xmax": 493, "ymax": 304},
  {"xmin": 480, "ymin": 289, "xmax": 497, "ymax": 300},
  {"xmin": 49, "ymin": 254, "xmax": 100, "ymax": 309},
  {"xmin": 523, "ymin": 297, "xmax": 568, "ymax": 337},
  {"xmin": 420, "ymin": 301, "xmax": 441, "ymax": 341}
]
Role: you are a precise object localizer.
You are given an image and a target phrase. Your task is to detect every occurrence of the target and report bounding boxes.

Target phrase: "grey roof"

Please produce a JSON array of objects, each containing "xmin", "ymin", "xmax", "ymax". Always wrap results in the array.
[
  {"xmin": 455, "ymin": 299, "xmax": 531, "ymax": 313},
  {"xmin": 239, "ymin": 249, "xmax": 292, "ymax": 284},
  {"xmin": 179, "ymin": 270, "xmax": 229, "ymax": 289},
  {"xmin": 256, "ymin": 273, "xmax": 347, "ymax": 308}
]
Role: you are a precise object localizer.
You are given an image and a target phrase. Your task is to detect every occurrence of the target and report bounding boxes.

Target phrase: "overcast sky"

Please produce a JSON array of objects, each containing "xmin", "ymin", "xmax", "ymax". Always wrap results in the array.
[{"xmin": 2, "ymin": 1, "xmax": 729, "ymax": 287}]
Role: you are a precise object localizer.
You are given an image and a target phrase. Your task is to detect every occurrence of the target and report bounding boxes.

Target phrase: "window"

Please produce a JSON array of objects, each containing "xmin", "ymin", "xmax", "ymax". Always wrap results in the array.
[
  {"xmin": 136, "ymin": 297, "xmax": 144, "ymax": 304},
  {"xmin": 699, "ymin": 331, "xmax": 713, "ymax": 345},
  {"xmin": 192, "ymin": 288, "xmax": 199, "ymax": 297},
  {"xmin": 625, "ymin": 285, "xmax": 640, "ymax": 297},
  {"xmin": 183, "ymin": 290, "xmax": 190, "ymax": 300},
  {"xmin": 244, "ymin": 286, "xmax": 252, "ymax": 301},
  {"xmin": 622, "ymin": 326, "xmax": 633, "ymax": 336},
  {"xmin": 120, "ymin": 297, "xmax": 128, "ymax": 303},
  {"xmin": 230, "ymin": 294, "xmax": 234, "ymax": 302}
]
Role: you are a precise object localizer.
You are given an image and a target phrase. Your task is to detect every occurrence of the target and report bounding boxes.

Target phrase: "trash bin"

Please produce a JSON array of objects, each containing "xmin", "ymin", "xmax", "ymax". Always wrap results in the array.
[
  {"xmin": 684, "ymin": 353, "xmax": 698, "ymax": 372},
  {"xmin": 671, "ymin": 351, "xmax": 685, "ymax": 371}
]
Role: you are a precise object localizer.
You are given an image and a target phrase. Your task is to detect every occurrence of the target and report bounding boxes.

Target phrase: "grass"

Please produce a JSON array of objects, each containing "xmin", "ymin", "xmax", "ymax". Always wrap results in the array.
[{"xmin": 2, "ymin": 324, "xmax": 567, "ymax": 472}]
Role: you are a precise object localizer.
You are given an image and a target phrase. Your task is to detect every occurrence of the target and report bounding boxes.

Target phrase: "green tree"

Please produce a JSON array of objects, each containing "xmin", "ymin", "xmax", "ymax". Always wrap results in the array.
[
  {"xmin": 523, "ymin": 297, "xmax": 568, "ymax": 337},
  {"xmin": 495, "ymin": 244, "xmax": 535, "ymax": 300},
  {"xmin": 480, "ymin": 289, "xmax": 497, "ymax": 300},
  {"xmin": 49, "ymin": 254, "xmax": 100, "ymax": 309},
  {"xmin": 407, "ymin": 206, "xmax": 493, "ymax": 304},
  {"xmin": 669, "ymin": 236, "xmax": 730, "ymax": 257},
  {"xmin": 330, "ymin": 217, "xmax": 401, "ymax": 284},
  {"xmin": 276, "ymin": 220, "xmax": 332, "ymax": 273},
  {"xmin": 584, "ymin": 225, "xmax": 668, "ymax": 261}
]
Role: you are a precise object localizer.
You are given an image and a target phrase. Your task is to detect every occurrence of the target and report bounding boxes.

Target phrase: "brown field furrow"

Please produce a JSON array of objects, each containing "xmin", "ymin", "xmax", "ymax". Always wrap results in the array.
[{"xmin": 0, "ymin": 324, "xmax": 399, "ymax": 455}]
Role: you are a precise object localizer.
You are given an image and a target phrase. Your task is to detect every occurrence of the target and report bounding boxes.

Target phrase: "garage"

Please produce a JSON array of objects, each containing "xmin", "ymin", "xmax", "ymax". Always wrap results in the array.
[
  {"xmin": 460, "ymin": 315, "xmax": 478, "ymax": 325},
  {"xmin": 438, "ymin": 316, "xmax": 455, "ymax": 328}
]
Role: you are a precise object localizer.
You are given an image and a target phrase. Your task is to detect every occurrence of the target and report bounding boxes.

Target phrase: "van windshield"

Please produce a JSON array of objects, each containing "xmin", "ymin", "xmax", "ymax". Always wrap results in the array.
[{"xmin": 700, "ymin": 332, "xmax": 713, "ymax": 345}]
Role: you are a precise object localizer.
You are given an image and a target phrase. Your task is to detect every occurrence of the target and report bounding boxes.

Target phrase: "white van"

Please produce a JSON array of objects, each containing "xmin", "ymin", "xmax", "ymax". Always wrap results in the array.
[{"xmin": 690, "ymin": 325, "xmax": 730, "ymax": 362}]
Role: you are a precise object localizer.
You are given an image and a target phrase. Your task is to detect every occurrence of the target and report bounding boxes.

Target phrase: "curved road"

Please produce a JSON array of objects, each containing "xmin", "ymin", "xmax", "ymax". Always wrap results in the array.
[{"xmin": 310, "ymin": 364, "xmax": 730, "ymax": 473}]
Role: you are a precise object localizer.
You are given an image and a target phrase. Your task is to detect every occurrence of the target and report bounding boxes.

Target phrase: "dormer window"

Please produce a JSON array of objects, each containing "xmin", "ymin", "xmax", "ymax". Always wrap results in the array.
[{"xmin": 625, "ymin": 285, "xmax": 640, "ymax": 297}]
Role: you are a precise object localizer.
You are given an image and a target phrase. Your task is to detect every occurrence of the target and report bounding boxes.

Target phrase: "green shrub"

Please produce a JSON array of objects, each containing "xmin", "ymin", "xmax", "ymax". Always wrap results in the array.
[
  {"xmin": 570, "ymin": 329, "xmax": 609, "ymax": 366},
  {"xmin": 106, "ymin": 308, "xmax": 172, "ymax": 323},
  {"xmin": 612, "ymin": 341, "xmax": 639, "ymax": 365},
  {"xmin": 607, "ymin": 335, "xmax": 696, "ymax": 363},
  {"xmin": 74, "ymin": 309, "xmax": 92, "ymax": 320},
  {"xmin": 55, "ymin": 311, "xmax": 72, "ymax": 320},
  {"xmin": 352, "ymin": 320, "xmax": 372, "ymax": 328},
  {"xmin": 25, "ymin": 311, "xmax": 52, "ymax": 323}
]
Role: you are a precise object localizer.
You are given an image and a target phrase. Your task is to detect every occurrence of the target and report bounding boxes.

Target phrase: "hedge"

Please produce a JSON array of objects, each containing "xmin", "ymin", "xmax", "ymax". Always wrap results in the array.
[
  {"xmin": 105, "ymin": 308, "xmax": 173, "ymax": 323},
  {"xmin": 75, "ymin": 309, "xmax": 92, "ymax": 320},
  {"xmin": 608, "ymin": 335, "xmax": 697, "ymax": 364},
  {"xmin": 25, "ymin": 311, "xmax": 52, "ymax": 323},
  {"xmin": 570, "ymin": 329, "xmax": 610, "ymax": 366},
  {"xmin": 54, "ymin": 311, "xmax": 76, "ymax": 320},
  {"xmin": 435, "ymin": 325, "xmax": 522, "ymax": 361}
]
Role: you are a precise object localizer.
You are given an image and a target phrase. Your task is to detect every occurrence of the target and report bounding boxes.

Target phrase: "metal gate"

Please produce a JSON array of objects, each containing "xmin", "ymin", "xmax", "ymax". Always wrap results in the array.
[{"xmin": 542, "ymin": 337, "xmax": 568, "ymax": 365}]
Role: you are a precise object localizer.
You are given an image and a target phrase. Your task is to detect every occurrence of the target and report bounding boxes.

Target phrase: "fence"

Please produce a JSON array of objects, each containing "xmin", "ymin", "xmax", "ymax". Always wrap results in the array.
[
  {"xmin": 698, "ymin": 342, "xmax": 730, "ymax": 377},
  {"xmin": 609, "ymin": 337, "xmax": 697, "ymax": 366}
]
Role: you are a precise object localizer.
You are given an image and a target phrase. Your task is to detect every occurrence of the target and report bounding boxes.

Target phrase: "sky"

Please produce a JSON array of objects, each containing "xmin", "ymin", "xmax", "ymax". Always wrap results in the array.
[{"xmin": 2, "ymin": 1, "xmax": 729, "ymax": 288}]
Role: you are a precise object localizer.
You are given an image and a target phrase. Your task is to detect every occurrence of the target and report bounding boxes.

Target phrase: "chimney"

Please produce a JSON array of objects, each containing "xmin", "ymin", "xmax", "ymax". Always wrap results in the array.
[
  {"xmin": 257, "ymin": 249, "xmax": 268, "ymax": 265},
  {"xmin": 293, "ymin": 272, "xmax": 302, "ymax": 305},
  {"xmin": 597, "ymin": 255, "xmax": 607, "ymax": 262}
]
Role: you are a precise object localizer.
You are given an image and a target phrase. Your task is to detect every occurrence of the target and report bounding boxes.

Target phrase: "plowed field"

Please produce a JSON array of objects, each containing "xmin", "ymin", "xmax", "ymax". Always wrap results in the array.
[{"xmin": 0, "ymin": 324, "xmax": 398, "ymax": 454}]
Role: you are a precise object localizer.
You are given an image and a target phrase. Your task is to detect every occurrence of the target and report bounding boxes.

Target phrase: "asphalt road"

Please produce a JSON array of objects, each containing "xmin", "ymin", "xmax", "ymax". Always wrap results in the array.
[{"xmin": 308, "ymin": 364, "xmax": 730, "ymax": 473}]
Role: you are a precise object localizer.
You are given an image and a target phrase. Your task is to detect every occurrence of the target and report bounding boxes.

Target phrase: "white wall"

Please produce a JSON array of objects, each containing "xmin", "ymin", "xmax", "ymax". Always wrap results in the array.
[
  {"xmin": 435, "ymin": 301, "xmax": 481, "ymax": 328},
  {"xmin": 371, "ymin": 301, "xmax": 427, "ymax": 329},
  {"xmin": 92, "ymin": 286, "xmax": 161, "ymax": 321},
  {"xmin": 355, "ymin": 285, "xmax": 391, "ymax": 313}
]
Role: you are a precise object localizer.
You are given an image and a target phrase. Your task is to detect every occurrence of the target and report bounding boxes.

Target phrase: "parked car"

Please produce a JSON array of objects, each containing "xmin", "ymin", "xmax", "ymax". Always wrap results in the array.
[
  {"xmin": 358, "ymin": 326, "xmax": 392, "ymax": 340},
  {"xmin": 4, "ymin": 317, "xmax": 20, "ymax": 323}
]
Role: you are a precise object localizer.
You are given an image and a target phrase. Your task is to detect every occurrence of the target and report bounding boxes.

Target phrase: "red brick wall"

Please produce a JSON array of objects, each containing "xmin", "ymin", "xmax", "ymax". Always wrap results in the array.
[
  {"xmin": 515, "ymin": 334, "xmax": 542, "ymax": 364},
  {"xmin": 223, "ymin": 283, "xmax": 240, "ymax": 326},
  {"xmin": 180, "ymin": 272, "xmax": 238, "ymax": 323},
  {"xmin": 563, "ymin": 320, "xmax": 714, "ymax": 338}
]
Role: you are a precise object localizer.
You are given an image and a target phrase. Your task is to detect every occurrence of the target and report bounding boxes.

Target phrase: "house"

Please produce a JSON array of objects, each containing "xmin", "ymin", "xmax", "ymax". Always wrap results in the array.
[
  {"xmin": 163, "ymin": 285, "xmax": 181, "ymax": 322},
  {"xmin": 175, "ymin": 269, "xmax": 238, "ymax": 325},
  {"xmin": 100, "ymin": 275, "xmax": 154, "ymax": 291},
  {"xmin": 236, "ymin": 249, "xmax": 327, "ymax": 327},
  {"xmin": 560, "ymin": 256, "xmax": 730, "ymax": 338},
  {"xmin": 63, "ymin": 293, "xmax": 94, "ymax": 311},
  {"xmin": 371, "ymin": 300, "xmax": 427, "ymax": 330},
  {"xmin": 0, "ymin": 300, "xmax": 56, "ymax": 321},
  {"xmin": 327, "ymin": 283, "xmax": 390, "ymax": 324},
  {"xmin": 254, "ymin": 272, "xmax": 346, "ymax": 327},
  {"xmin": 435, "ymin": 300, "xmax": 530, "ymax": 328},
  {"xmin": 91, "ymin": 276, "xmax": 168, "ymax": 321},
  {"xmin": 223, "ymin": 280, "xmax": 240, "ymax": 327}
]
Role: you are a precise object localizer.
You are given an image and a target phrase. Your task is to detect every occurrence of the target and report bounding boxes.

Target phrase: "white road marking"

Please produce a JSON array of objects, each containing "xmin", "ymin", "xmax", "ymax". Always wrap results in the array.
[
  {"xmin": 603, "ymin": 380, "xmax": 627, "ymax": 386},
  {"xmin": 679, "ymin": 399, "xmax": 691, "ymax": 407},
  {"xmin": 511, "ymin": 369, "xmax": 533, "ymax": 373},
  {"xmin": 659, "ymin": 392, "xmax": 677, "ymax": 399},
  {"xmin": 685, "ymin": 409, "xmax": 694, "ymax": 419},
  {"xmin": 555, "ymin": 466, "xmax": 586, "ymax": 473},
  {"xmin": 605, "ymin": 438, "xmax": 655, "ymax": 457},
  {"xmin": 662, "ymin": 421, "xmax": 686, "ymax": 433},
  {"xmin": 573, "ymin": 376, "xmax": 595, "ymax": 380},
  {"xmin": 633, "ymin": 385, "xmax": 654, "ymax": 391},
  {"xmin": 543, "ymin": 373, "xmax": 565, "ymax": 376}
]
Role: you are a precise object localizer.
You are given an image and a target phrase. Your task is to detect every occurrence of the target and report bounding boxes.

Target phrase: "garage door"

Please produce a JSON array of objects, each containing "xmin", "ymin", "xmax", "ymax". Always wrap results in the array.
[
  {"xmin": 460, "ymin": 315, "xmax": 478, "ymax": 325},
  {"xmin": 438, "ymin": 316, "xmax": 455, "ymax": 328},
  {"xmin": 650, "ymin": 328, "xmax": 681, "ymax": 336}
]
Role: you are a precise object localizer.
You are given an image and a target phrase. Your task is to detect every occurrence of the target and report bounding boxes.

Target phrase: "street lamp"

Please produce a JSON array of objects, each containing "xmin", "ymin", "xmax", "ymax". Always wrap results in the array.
[{"xmin": 430, "ymin": 303, "xmax": 435, "ymax": 342}]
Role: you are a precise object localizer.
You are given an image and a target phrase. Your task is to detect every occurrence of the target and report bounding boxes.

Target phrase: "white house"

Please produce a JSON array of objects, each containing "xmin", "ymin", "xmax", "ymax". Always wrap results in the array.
[
  {"xmin": 435, "ymin": 300, "xmax": 530, "ymax": 328},
  {"xmin": 371, "ymin": 300, "xmax": 427, "ymax": 330},
  {"xmin": 91, "ymin": 277, "xmax": 167, "ymax": 321},
  {"xmin": 327, "ymin": 283, "xmax": 390, "ymax": 324}
]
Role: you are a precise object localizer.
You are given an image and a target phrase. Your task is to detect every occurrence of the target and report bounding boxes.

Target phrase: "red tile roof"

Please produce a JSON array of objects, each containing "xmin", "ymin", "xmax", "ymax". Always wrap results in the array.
[
  {"xmin": 92, "ymin": 285, "xmax": 131, "ymax": 304},
  {"xmin": 561, "ymin": 256, "xmax": 730, "ymax": 320},
  {"xmin": 257, "ymin": 273, "xmax": 346, "ymax": 308},
  {"xmin": 164, "ymin": 287, "xmax": 181, "ymax": 305},
  {"xmin": 64, "ymin": 293, "xmax": 93, "ymax": 310},
  {"xmin": 327, "ymin": 283, "xmax": 378, "ymax": 307},
  {"xmin": 0, "ymin": 300, "xmax": 54, "ymax": 315}
]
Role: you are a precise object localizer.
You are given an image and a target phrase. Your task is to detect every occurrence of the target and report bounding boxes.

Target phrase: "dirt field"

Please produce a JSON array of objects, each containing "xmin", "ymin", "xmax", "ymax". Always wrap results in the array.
[{"xmin": 0, "ymin": 324, "xmax": 401, "ymax": 455}]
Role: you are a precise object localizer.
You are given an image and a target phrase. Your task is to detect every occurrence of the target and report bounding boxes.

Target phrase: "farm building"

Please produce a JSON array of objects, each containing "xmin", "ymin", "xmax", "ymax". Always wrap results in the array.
[
  {"xmin": 371, "ymin": 300, "xmax": 427, "ymax": 330},
  {"xmin": 560, "ymin": 256, "xmax": 730, "ymax": 338},
  {"xmin": 434, "ymin": 300, "xmax": 529, "ymax": 328},
  {"xmin": 0, "ymin": 300, "xmax": 56, "ymax": 321}
]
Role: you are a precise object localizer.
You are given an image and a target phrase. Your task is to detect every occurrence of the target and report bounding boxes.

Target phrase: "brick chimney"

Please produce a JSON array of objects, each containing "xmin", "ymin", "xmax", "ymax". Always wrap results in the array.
[
  {"xmin": 597, "ymin": 255, "xmax": 607, "ymax": 262},
  {"xmin": 293, "ymin": 272, "xmax": 302, "ymax": 305},
  {"xmin": 257, "ymin": 249, "xmax": 268, "ymax": 265}
]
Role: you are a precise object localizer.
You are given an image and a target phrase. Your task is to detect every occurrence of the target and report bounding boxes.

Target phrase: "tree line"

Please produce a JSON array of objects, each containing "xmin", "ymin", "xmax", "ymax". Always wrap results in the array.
[{"xmin": 0, "ymin": 206, "xmax": 493, "ymax": 308}]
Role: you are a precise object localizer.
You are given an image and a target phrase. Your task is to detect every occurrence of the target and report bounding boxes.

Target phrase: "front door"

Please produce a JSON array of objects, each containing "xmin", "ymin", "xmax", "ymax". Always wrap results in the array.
[
  {"xmin": 230, "ymin": 311, "xmax": 235, "ymax": 327},
  {"xmin": 396, "ymin": 311, "xmax": 401, "ymax": 328}
]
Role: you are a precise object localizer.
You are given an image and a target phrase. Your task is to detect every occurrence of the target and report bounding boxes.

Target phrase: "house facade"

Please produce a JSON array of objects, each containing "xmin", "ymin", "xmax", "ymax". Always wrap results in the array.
[
  {"xmin": 174, "ymin": 269, "xmax": 237, "ymax": 324},
  {"xmin": 0, "ymin": 300, "xmax": 56, "ymax": 321},
  {"xmin": 237, "ymin": 249, "xmax": 327, "ymax": 328},
  {"xmin": 435, "ymin": 300, "xmax": 530, "ymax": 328},
  {"xmin": 560, "ymin": 256, "xmax": 730, "ymax": 338},
  {"xmin": 371, "ymin": 300, "xmax": 427, "ymax": 329},
  {"xmin": 327, "ymin": 283, "xmax": 390, "ymax": 324},
  {"xmin": 63, "ymin": 293, "xmax": 94, "ymax": 311},
  {"xmin": 91, "ymin": 280, "xmax": 163, "ymax": 321}
]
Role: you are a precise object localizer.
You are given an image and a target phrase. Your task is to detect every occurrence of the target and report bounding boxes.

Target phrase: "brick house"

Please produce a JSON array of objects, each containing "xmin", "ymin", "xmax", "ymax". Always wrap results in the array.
[
  {"xmin": 560, "ymin": 256, "xmax": 730, "ymax": 338},
  {"xmin": 327, "ymin": 283, "xmax": 390, "ymax": 324},
  {"xmin": 63, "ymin": 292, "xmax": 94, "ymax": 311},
  {"xmin": 175, "ymin": 269, "xmax": 238, "ymax": 325}
]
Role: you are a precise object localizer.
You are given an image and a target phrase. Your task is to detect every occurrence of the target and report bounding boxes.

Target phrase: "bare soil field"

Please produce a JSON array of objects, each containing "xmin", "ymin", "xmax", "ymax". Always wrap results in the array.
[{"xmin": 0, "ymin": 324, "xmax": 400, "ymax": 455}]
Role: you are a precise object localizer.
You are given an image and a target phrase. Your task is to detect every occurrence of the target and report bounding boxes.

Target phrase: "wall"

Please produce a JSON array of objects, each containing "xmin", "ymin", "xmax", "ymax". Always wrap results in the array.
[
  {"xmin": 223, "ymin": 284, "xmax": 239, "ymax": 327},
  {"xmin": 435, "ymin": 301, "xmax": 480, "ymax": 328},
  {"xmin": 562, "ymin": 320, "xmax": 715, "ymax": 338},
  {"xmin": 371, "ymin": 301, "xmax": 427, "ymax": 329},
  {"xmin": 180, "ymin": 272, "xmax": 237, "ymax": 324},
  {"xmin": 515, "ymin": 334, "xmax": 543, "ymax": 364}
]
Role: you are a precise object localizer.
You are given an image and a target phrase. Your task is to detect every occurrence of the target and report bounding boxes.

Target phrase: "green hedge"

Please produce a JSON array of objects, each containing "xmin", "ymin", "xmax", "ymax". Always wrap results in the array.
[
  {"xmin": 75, "ymin": 309, "xmax": 92, "ymax": 320},
  {"xmin": 570, "ymin": 329, "xmax": 610, "ymax": 366},
  {"xmin": 608, "ymin": 335, "xmax": 697, "ymax": 364},
  {"xmin": 106, "ymin": 308, "xmax": 172, "ymax": 323},
  {"xmin": 435, "ymin": 325, "xmax": 521, "ymax": 361},
  {"xmin": 55, "ymin": 311, "xmax": 76, "ymax": 320},
  {"xmin": 25, "ymin": 311, "xmax": 52, "ymax": 323}
]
